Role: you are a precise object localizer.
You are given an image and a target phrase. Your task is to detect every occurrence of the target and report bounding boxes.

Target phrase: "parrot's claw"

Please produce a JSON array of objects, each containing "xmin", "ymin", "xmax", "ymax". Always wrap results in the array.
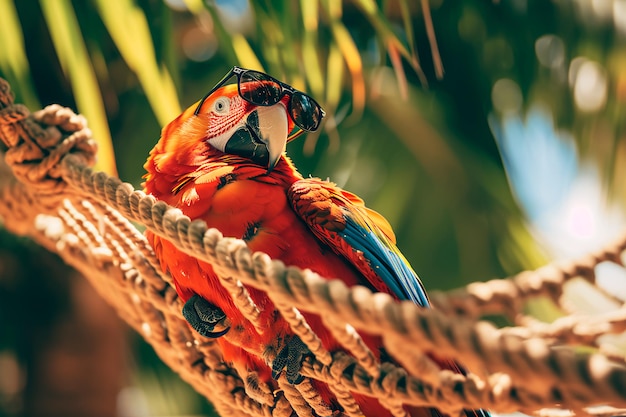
[
  {"xmin": 271, "ymin": 336, "xmax": 310, "ymax": 384},
  {"xmin": 182, "ymin": 294, "xmax": 230, "ymax": 338},
  {"xmin": 244, "ymin": 372, "xmax": 274, "ymax": 405}
]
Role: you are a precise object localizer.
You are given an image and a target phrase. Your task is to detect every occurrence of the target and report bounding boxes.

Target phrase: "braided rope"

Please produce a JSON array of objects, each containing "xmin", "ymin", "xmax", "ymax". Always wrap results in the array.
[
  {"xmin": 429, "ymin": 241, "xmax": 625, "ymax": 319},
  {"xmin": 0, "ymin": 77, "xmax": 625, "ymax": 417}
]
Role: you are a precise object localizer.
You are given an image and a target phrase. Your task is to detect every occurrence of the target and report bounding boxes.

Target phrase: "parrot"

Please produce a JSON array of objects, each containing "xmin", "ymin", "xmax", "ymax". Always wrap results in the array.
[{"xmin": 143, "ymin": 66, "xmax": 489, "ymax": 417}]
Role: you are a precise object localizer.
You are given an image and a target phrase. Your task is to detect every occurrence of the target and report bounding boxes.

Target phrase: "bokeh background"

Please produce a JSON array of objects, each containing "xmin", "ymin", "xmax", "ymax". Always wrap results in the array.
[{"xmin": 1, "ymin": 0, "xmax": 626, "ymax": 416}]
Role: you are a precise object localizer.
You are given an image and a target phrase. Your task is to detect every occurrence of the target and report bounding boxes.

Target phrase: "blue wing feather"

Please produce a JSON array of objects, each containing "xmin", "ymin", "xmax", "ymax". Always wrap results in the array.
[
  {"xmin": 341, "ymin": 216, "xmax": 430, "ymax": 307},
  {"xmin": 289, "ymin": 178, "xmax": 429, "ymax": 306}
]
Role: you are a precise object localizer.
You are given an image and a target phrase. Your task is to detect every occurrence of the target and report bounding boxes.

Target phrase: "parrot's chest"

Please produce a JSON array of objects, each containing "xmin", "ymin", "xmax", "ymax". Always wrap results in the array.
[
  {"xmin": 162, "ymin": 175, "xmax": 323, "ymax": 307},
  {"xmin": 164, "ymin": 169, "xmax": 362, "ymax": 283},
  {"xmin": 178, "ymin": 176, "xmax": 298, "ymax": 251}
]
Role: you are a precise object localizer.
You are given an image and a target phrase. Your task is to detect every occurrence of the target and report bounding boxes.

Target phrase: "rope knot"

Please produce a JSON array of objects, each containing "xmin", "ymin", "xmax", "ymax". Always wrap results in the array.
[{"xmin": 0, "ymin": 79, "xmax": 97, "ymax": 194}]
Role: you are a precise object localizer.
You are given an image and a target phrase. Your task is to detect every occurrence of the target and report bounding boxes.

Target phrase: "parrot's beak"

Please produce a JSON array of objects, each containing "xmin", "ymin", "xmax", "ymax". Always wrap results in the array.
[
  {"xmin": 253, "ymin": 104, "xmax": 289, "ymax": 171},
  {"xmin": 224, "ymin": 104, "xmax": 288, "ymax": 172}
]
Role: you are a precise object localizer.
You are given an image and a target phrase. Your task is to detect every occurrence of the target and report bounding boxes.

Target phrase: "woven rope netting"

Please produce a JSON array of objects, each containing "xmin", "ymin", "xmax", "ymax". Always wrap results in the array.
[{"xmin": 0, "ymin": 77, "xmax": 625, "ymax": 417}]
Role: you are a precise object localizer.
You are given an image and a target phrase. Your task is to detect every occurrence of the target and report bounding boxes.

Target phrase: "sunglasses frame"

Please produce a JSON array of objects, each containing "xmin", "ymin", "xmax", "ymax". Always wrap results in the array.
[{"xmin": 194, "ymin": 66, "xmax": 325, "ymax": 133}]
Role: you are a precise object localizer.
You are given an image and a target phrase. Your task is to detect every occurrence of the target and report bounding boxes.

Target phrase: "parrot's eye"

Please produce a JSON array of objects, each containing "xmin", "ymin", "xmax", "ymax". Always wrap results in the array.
[{"xmin": 213, "ymin": 97, "xmax": 230, "ymax": 114}]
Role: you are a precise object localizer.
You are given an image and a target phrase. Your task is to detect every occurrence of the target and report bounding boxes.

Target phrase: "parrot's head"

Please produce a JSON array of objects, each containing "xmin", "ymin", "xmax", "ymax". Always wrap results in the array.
[
  {"xmin": 144, "ymin": 67, "xmax": 324, "ymax": 200},
  {"xmin": 147, "ymin": 83, "xmax": 296, "ymax": 179},
  {"xmin": 192, "ymin": 83, "xmax": 295, "ymax": 170}
]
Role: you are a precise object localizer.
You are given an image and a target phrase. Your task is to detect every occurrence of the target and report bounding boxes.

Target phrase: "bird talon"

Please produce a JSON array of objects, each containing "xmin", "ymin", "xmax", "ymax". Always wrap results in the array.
[
  {"xmin": 182, "ymin": 294, "xmax": 230, "ymax": 338},
  {"xmin": 271, "ymin": 336, "xmax": 310, "ymax": 384},
  {"xmin": 244, "ymin": 372, "xmax": 275, "ymax": 405}
]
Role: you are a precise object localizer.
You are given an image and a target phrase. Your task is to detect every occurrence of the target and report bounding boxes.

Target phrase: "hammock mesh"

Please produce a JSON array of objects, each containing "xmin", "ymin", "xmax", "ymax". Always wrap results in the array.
[{"xmin": 0, "ymin": 77, "xmax": 625, "ymax": 417}]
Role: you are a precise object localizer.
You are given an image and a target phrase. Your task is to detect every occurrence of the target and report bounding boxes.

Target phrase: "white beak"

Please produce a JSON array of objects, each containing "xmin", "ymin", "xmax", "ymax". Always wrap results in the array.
[{"xmin": 253, "ymin": 103, "xmax": 289, "ymax": 170}]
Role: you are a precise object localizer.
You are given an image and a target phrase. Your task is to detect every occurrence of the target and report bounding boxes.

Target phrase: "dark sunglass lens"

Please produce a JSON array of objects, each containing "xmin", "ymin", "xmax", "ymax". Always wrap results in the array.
[
  {"xmin": 290, "ymin": 93, "xmax": 322, "ymax": 131},
  {"xmin": 239, "ymin": 71, "xmax": 282, "ymax": 106}
]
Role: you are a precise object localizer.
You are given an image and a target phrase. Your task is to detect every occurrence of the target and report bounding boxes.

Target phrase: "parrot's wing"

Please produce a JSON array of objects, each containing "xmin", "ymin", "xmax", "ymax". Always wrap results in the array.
[
  {"xmin": 289, "ymin": 179, "xmax": 493, "ymax": 417},
  {"xmin": 289, "ymin": 178, "xmax": 430, "ymax": 307}
]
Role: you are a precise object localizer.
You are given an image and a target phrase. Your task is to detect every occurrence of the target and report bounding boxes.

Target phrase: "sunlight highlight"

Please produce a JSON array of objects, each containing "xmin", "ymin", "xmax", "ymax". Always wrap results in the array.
[
  {"xmin": 565, "ymin": 200, "xmax": 596, "ymax": 239},
  {"xmin": 571, "ymin": 58, "xmax": 608, "ymax": 112},
  {"xmin": 490, "ymin": 108, "xmax": 625, "ymax": 258}
]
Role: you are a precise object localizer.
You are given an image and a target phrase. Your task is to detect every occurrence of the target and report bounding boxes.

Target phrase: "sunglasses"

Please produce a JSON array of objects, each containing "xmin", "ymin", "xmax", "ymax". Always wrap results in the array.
[{"xmin": 194, "ymin": 66, "xmax": 325, "ymax": 134}]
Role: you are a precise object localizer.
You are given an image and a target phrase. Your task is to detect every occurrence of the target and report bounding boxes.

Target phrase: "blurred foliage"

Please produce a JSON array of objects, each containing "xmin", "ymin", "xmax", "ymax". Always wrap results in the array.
[{"xmin": 1, "ymin": 0, "xmax": 625, "ymax": 415}]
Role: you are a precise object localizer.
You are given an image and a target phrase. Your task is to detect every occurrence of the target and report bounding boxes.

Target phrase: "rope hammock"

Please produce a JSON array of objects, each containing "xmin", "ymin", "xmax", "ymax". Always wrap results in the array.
[{"xmin": 0, "ymin": 77, "xmax": 625, "ymax": 417}]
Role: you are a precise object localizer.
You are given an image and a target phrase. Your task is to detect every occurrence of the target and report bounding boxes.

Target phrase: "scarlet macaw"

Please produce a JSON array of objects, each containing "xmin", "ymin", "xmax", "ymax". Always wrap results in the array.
[{"xmin": 144, "ymin": 66, "xmax": 489, "ymax": 417}]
